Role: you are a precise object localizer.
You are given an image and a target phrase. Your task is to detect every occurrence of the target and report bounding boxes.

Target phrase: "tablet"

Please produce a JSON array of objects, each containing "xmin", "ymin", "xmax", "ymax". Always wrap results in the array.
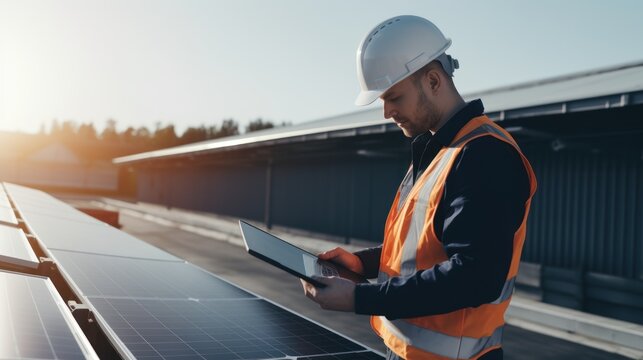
[{"xmin": 238, "ymin": 220, "xmax": 367, "ymax": 288}]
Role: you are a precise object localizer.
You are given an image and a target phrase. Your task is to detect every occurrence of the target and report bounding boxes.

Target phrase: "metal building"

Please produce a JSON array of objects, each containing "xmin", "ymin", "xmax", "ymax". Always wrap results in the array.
[{"xmin": 115, "ymin": 61, "xmax": 643, "ymax": 324}]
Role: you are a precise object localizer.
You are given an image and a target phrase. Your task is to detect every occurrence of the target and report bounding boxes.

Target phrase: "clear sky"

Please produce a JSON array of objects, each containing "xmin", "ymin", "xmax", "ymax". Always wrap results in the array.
[{"xmin": 1, "ymin": 0, "xmax": 643, "ymax": 134}]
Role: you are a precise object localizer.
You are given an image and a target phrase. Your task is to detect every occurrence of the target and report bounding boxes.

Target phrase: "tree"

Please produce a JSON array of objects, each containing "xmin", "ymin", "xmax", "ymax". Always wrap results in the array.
[
  {"xmin": 213, "ymin": 119, "xmax": 239, "ymax": 139},
  {"xmin": 179, "ymin": 126, "xmax": 209, "ymax": 145},
  {"xmin": 50, "ymin": 119, "xmax": 61, "ymax": 136},
  {"xmin": 205, "ymin": 125, "xmax": 219, "ymax": 139},
  {"xmin": 120, "ymin": 127, "xmax": 135, "ymax": 144},
  {"xmin": 101, "ymin": 119, "xmax": 119, "ymax": 142},
  {"xmin": 245, "ymin": 118, "xmax": 274, "ymax": 133},
  {"xmin": 77, "ymin": 123, "xmax": 98, "ymax": 141},
  {"xmin": 151, "ymin": 124, "xmax": 178, "ymax": 149}
]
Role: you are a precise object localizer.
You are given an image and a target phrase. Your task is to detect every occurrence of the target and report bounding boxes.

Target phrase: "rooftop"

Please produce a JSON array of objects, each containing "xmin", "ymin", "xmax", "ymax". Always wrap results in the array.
[{"xmin": 114, "ymin": 60, "xmax": 643, "ymax": 165}]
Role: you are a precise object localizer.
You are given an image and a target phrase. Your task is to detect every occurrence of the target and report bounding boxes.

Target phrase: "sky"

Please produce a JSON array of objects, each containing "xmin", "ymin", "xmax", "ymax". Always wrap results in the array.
[{"xmin": 1, "ymin": 0, "xmax": 643, "ymax": 135}]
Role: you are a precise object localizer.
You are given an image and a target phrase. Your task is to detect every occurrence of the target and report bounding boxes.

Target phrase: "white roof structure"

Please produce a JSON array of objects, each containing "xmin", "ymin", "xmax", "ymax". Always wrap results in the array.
[{"xmin": 114, "ymin": 60, "xmax": 643, "ymax": 165}]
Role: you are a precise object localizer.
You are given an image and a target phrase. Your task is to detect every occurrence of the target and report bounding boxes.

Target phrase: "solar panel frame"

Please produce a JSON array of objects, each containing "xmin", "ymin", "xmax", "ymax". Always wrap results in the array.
[
  {"xmin": 0, "ymin": 269, "xmax": 99, "ymax": 359},
  {"xmin": 0, "ymin": 225, "xmax": 40, "ymax": 269}
]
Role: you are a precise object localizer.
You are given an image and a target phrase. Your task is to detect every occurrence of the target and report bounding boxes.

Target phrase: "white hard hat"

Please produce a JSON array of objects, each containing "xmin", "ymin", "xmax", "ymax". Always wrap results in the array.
[{"xmin": 355, "ymin": 15, "xmax": 458, "ymax": 106}]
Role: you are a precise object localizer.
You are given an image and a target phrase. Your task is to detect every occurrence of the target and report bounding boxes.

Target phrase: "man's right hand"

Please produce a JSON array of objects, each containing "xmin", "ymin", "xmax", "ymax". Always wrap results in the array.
[{"xmin": 318, "ymin": 247, "xmax": 365, "ymax": 275}]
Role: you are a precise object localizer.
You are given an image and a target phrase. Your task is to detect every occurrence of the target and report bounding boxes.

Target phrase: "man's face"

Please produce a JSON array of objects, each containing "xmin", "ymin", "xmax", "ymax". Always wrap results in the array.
[{"xmin": 380, "ymin": 75, "xmax": 440, "ymax": 138}]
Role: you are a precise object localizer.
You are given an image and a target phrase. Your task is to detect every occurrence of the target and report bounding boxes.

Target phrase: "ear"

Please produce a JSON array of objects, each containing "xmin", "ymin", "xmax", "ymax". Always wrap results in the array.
[{"xmin": 425, "ymin": 68, "xmax": 441, "ymax": 94}]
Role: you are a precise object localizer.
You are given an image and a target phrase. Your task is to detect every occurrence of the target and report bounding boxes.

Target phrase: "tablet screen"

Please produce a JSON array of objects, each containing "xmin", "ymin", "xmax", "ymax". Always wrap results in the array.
[{"xmin": 240, "ymin": 221, "xmax": 319, "ymax": 278}]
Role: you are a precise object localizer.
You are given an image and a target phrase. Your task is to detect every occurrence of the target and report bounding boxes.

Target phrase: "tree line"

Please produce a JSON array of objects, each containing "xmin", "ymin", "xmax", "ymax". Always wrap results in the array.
[{"xmin": 44, "ymin": 118, "xmax": 289, "ymax": 150}]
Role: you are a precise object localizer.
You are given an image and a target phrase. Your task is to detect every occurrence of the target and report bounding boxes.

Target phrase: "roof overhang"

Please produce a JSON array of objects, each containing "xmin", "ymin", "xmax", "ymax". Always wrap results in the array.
[{"xmin": 114, "ymin": 60, "xmax": 643, "ymax": 165}]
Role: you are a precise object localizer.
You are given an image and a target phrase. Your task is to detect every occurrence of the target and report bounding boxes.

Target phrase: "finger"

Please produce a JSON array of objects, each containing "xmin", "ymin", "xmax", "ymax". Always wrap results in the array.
[
  {"xmin": 318, "ymin": 247, "xmax": 342, "ymax": 260},
  {"xmin": 300, "ymin": 279, "xmax": 309, "ymax": 295},
  {"xmin": 305, "ymin": 285, "xmax": 317, "ymax": 300}
]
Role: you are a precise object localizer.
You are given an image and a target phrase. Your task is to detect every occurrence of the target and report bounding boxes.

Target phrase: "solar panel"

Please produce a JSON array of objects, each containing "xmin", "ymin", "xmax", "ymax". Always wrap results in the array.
[
  {"xmin": 0, "ymin": 225, "xmax": 40, "ymax": 269},
  {"xmin": 0, "ymin": 206, "xmax": 18, "ymax": 225},
  {"xmin": 0, "ymin": 188, "xmax": 11, "ymax": 208},
  {"xmin": 16, "ymin": 212, "xmax": 179, "ymax": 261},
  {"xmin": 4, "ymin": 182, "xmax": 51, "ymax": 199},
  {"xmin": 3, "ymin": 183, "xmax": 65, "ymax": 212},
  {"xmin": 50, "ymin": 250, "xmax": 383, "ymax": 359},
  {"xmin": 51, "ymin": 249, "xmax": 253, "ymax": 299},
  {"xmin": 0, "ymin": 270, "xmax": 98, "ymax": 359},
  {"xmin": 6, "ymin": 192, "xmax": 105, "ymax": 228},
  {"xmin": 0, "ymin": 187, "xmax": 17, "ymax": 225},
  {"xmin": 88, "ymin": 297, "xmax": 372, "ymax": 360}
]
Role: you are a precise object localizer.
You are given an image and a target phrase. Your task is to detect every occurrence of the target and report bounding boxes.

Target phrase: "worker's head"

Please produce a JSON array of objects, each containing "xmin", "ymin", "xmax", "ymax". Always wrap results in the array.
[
  {"xmin": 355, "ymin": 15, "xmax": 460, "ymax": 137},
  {"xmin": 381, "ymin": 58, "xmax": 460, "ymax": 137}
]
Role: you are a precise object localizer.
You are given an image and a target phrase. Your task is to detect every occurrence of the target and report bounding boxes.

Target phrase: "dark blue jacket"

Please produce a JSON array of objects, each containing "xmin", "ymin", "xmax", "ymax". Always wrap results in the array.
[{"xmin": 353, "ymin": 100, "xmax": 530, "ymax": 360}]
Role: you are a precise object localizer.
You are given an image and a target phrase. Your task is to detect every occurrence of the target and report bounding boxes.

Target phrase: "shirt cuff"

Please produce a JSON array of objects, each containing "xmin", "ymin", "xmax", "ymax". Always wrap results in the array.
[{"xmin": 353, "ymin": 246, "xmax": 382, "ymax": 279}]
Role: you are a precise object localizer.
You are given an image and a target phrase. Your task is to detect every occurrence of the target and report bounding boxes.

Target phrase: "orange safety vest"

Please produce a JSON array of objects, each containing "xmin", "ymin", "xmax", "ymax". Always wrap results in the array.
[{"xmin": 372, "ymin": 115, "xmax": 537, "ymax": 360}]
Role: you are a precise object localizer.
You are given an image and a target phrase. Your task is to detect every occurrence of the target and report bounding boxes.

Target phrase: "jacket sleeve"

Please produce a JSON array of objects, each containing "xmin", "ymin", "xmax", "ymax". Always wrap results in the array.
[
  {"xmin": 354, "ymin": 136, "xmax": 530, "ymax": 319},
  {"xmin": 353, "ymin": 245, "xmax": 382, "ymax": 279}
]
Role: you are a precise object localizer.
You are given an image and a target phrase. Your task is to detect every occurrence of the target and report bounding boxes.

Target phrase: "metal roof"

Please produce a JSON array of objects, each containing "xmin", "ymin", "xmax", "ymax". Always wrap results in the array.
[{"xmin": 114, "ymin": 60, "xmax": 643, "ymax": 165}]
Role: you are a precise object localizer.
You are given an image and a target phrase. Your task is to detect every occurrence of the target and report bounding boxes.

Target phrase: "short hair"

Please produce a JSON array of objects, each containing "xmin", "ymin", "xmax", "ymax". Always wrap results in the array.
[{"xmin": 411, "ymin": 60, "xmax": 453, "ymax": 89}]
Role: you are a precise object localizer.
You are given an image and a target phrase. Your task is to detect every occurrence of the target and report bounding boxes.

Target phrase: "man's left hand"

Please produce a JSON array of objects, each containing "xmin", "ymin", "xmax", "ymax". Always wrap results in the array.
[{"xmin": 300, "ymin": 276, "xmax": 356, "ymax": 312}]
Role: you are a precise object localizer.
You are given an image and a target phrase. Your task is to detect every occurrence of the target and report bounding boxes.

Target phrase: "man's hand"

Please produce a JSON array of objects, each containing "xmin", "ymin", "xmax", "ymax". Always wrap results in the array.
[
  {"xmin": 318, "ymin": 247, "xmax": 365, "ymax": 275},
  {"xmin": 300, "ymin": 276, "xmax": 356, "ymax": 312}
]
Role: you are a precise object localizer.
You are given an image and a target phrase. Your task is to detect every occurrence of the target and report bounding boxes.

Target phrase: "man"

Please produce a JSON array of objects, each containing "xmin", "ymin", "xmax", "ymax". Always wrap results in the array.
[{"xmin": 301, "ymin": 15, "xmax": 537, "ymax": 360}]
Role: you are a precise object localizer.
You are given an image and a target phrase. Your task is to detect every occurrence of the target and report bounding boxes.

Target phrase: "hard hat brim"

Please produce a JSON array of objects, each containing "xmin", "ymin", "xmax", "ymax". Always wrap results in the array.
[{"xmin": 355, "ymin": 90, "xmax": 383, "ymax": 106}]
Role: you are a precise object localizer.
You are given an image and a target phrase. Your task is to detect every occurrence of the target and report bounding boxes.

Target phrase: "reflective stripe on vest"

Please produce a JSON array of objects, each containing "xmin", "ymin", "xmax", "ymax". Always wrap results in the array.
[
  {"xmin": 399, "ymin": 125, "xmax": 510, "ymax": 277},
  {"xmin": 379, "ymin": 318, "xmax": 504, "ymax": 359},
  {"xmin": 400, "ymin": 146, "xmax": 459, "ymax": 275},
  {"xmin": 397, "ymin": 167, "xmax": 414, "ymax": 212}
]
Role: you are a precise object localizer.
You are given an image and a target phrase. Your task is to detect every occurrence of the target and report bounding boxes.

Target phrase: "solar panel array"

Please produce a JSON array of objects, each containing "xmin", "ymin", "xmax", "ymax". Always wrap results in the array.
[{"xmin": 1, "ymin": 183, "xmax": 384, "ymax": 359}]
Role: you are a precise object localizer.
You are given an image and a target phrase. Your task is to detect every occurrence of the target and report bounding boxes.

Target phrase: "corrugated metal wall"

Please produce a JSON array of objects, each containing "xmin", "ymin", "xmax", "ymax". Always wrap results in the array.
[
  {"xmin": 522, "ymin": 143, "xmax": 643, "ymax": 280},
  {"xmin": 270, "ymin": 155, "xmax": 404, "ymax": 241},
  {"xmin": 137, "ymin": 153, "xmax": 406, "ymax": 243},
  {"xmin": 138, "ymin": 164, "xmax": 266, "ymax": 220},
  {"xmin": 134, "ymin": 125, "xmax": 643, "ymax": 282}
]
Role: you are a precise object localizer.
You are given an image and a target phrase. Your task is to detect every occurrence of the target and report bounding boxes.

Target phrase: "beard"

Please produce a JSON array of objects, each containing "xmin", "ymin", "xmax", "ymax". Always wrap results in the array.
[{"xmin": 412, "ymin": 85, "xmax": 442, "ymax": 135}]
